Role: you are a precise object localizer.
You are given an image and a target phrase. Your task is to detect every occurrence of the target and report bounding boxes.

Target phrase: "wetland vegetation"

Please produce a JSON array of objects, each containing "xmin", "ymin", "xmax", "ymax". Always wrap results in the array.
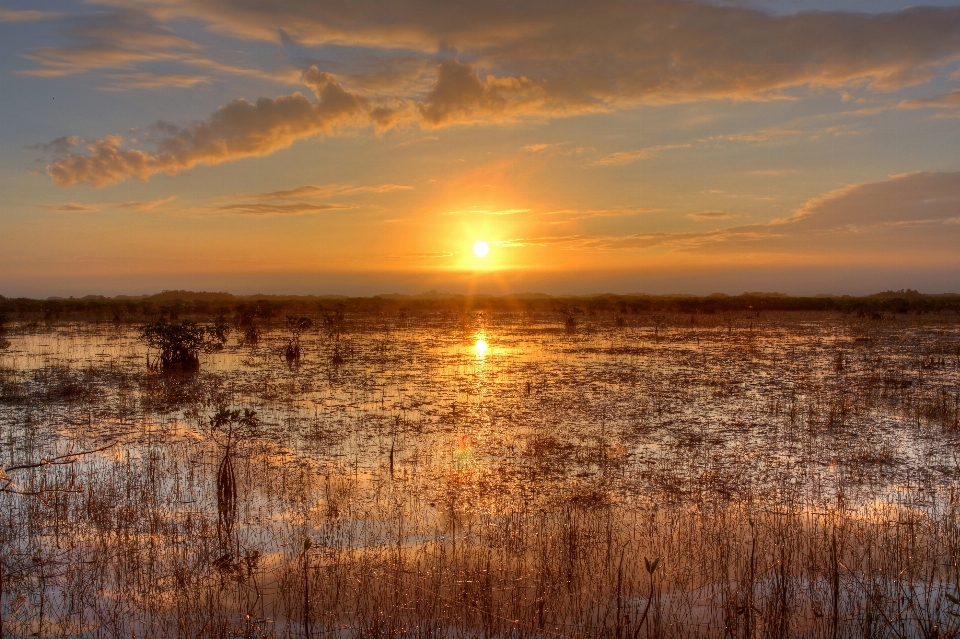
[{"xmin": 1, "ymin": 292, "xmax": 959, "ymax": 638}]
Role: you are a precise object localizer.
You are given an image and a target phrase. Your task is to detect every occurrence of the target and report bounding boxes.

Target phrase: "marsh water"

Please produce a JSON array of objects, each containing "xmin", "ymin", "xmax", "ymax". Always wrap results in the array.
[{"xmin": 2, "ymin": 310, "xmax": 959, "ymax": 637}]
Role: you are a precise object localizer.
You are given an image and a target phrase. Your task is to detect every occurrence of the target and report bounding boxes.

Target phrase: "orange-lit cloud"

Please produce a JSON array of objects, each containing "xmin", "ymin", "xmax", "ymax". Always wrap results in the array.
[
  {"xmin": 0, "ymin": 9, "xmax": 63, "ymax": 22},
  {"xmin": 503, "ymin": 172, "xmax": 960, "ymax": 252},
  {"xmin": 213, "ymin": 202, "xmax": 355, "ymax": 216},
  {"xmin": 418, "ymin": 59, "xmax": 552, "ymax": 125},
  {"xmin": 688, "ymin": 211, "xmax": 735, "ymax": 221},
  {"xmin": 136, "ymin": 0, "xmax": 960, "ymax": 103},
  {"xmin": 46, "ymin": 70, "xmax": 381, "ymax": 187},
  {"xmin": 593, "ymin": 128, "xmax": 804, "ymax": 166},
  {"xmin": 38, "ymin": 2, "xmax": 960, "ymax": 188},
  {"xmin": 39, "ymin": 203, "xmax": 100, "ymax": 213},
  {"xmin": 899, "ymin": 89, "xmax": 960, "ymax": 111},
  {"xmin": 249, "ymin": 183, "xmax": 414, "ymax": 200}
]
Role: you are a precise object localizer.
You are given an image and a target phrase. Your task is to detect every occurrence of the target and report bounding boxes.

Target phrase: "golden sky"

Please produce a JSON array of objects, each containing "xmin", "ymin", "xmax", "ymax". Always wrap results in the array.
[{"xmin": 1, "ymin": 0, "xmax": 959, "ymax": 295}]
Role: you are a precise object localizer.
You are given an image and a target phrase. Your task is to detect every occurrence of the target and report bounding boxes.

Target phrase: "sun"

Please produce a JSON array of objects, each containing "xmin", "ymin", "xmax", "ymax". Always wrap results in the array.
[{"xmin": 473, "ymin": 241, "xmax": 490, "ymax": 258}]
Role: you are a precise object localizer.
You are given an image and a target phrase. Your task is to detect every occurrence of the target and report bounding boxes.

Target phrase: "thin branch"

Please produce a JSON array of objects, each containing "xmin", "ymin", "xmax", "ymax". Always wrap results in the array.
[{"xmin": 3, "ymin": 441, "xmax": 118, "ymax": 473}]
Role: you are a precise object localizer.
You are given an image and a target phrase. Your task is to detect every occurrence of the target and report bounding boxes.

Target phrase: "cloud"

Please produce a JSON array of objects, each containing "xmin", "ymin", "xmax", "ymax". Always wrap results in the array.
[
  {"xmin": 134, "ymin": 0, "xmax": 960, "ymax": 107},
  {"xmin": 782, "ymin": 171, "xmax": 960, "ymax": 230},
  {"xmin": 0, "ymin": 9, "xmax": 63, "ymax": 22},
  {"xmin": 899, "ymin": 89, "xmax": 960, "ymax": 110},
  {"xmin": 688, "ymin": 211, "xmax": 735, "ymax": 220},
  {"xmin": 497, "ymin": 235, "xmax": 588, "ymax": 248},
  {"xmin": 503, "ymin": 172, "xmax": 960, "ymax": 253},
  {"xmin": 39, "ymin": 203, "xmax": 99, "ymax": 213},
  {"xmin": 16, "ymin": 9, "xmax": 298, "ymax": 85},
  {"xmin": 593, "ymin": 126, "xmax": 804, "ymax": 166},
  {"xmin": 418, "ymin": 59, "xmax": 551, "ymax": 125},
  {"xmin": 214, "ymin": 202, "xmax": 355, "ymax": 216},
  {"xmin": 388, "ymin": 251, "xmax": 454, "ymax": 259},
  {"xmin": 745, "ymin": 169, "xmax": 798, "ymax": 176},
  {"xmin": 115, "ymin": 196, "xmax": 176, "ymax": 211},
  {"xmin": 18, "ymin": 9, "xmax": 200, "ymax": 77},
  {"xmin": 251, "ymin": 183, "xmax": 414, "ymax": 200},
  {"xmin": 36, "ymin": 2, "xmax": 960, "ymax": 185},
  {"xmin": 46, "ymin": 68, "xmax": 387, "ymax": 187},
  {"xmin": 591, "ymin": 144, "xmax": 692, "ymax": 166},
  {"xmin": 444, "ymin": 207, "xmax": 530, "ymax": 216},
  {"xmin": 101, "ymin": 73, "xmax": 211, "ymax": 90}
]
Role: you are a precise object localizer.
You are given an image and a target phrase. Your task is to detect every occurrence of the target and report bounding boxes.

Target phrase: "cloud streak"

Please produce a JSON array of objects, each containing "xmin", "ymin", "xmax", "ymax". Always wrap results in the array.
[
  {"xmin": 592, "ymin": 127, "xmax": 803, "ymax": 166},
  {"xmin": 214, "ymin": 202, "xmax": 355, "ymax": 216}
]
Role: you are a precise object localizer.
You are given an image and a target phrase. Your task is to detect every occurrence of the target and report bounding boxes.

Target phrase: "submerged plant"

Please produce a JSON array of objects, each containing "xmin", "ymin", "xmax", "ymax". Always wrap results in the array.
[
  {"xmin": 138, "ymin": 319, "xmax": 228, "ymax": 372},
  {"xmin": 209, "ymin": 407, "xmax": 259, "ymax": 548}
]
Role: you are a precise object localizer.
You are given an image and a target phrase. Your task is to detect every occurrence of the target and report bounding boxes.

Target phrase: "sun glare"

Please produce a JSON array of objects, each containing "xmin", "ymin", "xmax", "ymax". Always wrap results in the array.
[{"xmin": 473, "ymin": 241, "xmax": 489, "ymax": 258}]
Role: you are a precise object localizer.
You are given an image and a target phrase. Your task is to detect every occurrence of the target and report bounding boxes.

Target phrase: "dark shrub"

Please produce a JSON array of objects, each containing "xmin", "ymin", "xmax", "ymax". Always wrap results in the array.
[{"xmin": 139, "ymin": 319, "xmax": 228, "ymax": 372}]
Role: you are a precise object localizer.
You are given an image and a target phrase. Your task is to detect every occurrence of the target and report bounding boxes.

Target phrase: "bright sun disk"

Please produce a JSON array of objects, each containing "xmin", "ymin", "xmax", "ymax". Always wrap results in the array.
[{"xmin": 473, "ymin": 241, "xmax": 489, "ymax": 258}]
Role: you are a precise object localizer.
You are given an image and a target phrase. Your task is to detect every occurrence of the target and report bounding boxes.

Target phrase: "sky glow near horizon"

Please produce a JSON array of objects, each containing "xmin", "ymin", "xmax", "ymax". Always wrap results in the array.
[{"xmin": 1, "ymin": 0, "xmax": 959, "ymax": 297}]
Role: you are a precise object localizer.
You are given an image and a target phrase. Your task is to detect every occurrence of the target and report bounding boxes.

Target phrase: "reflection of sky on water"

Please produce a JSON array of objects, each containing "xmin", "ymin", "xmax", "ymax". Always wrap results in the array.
[{"xmin": 1, "ymin": 315, "xmax": 959, "ymax": 512}]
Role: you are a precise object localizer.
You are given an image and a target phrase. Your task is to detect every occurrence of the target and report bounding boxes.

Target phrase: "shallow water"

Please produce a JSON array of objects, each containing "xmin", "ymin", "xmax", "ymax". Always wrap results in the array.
[{"xmin": 2, "ymin": 311, "xmax": 960, "ymax": 637}]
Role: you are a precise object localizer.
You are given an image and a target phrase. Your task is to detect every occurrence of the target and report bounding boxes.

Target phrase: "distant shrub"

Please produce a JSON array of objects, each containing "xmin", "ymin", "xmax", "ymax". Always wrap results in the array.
[{"xmin": 139, "ymin": 319, "xmax": 228, "ymax": 372}]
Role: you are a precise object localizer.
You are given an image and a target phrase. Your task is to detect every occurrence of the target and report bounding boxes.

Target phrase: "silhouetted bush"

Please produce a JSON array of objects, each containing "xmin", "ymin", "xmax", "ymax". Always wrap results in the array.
[{"xmin": 139, "ymin": 319, "xmax": 228, "ymax": 372}]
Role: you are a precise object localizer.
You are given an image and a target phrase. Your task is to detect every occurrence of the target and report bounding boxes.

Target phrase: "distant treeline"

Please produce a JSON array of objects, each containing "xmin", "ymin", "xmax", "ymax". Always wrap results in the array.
[{"xmin": 1, "ymin": 288, "xmax": 959, "ymax": 321}]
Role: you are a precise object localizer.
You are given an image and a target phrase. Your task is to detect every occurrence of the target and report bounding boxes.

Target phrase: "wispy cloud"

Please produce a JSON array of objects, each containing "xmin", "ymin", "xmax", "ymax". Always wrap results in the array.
[
  {"xmin": 387, "ymin": 251, "xmax": 454, "ymax": 259},
  {"xmin": 15, "ymin": 9, "xmax": 299, "ymax": 87},
  {"xmin": 101, "ymin": 73, "xmax": 211, "ymax": 90},
  {"xmin": 444, "ymin": 207, "xmax": 530, "ymax": 216},
  {"xmin": 899, "ymin": 89, "xmax": 960, "ymax": 111},
  {"xmin": 214, "ymin": 202, "xmax": 356, "ymax": 216},
  {"xmin": 591, "ymin": 144, "xmax": 692, "ymax": 166},
  {"xmin": 251, "ymin": 183, "xmax": 414, "ymax": 200},
  {"xmin": 592, "ymin": 127, "xmax": 803, "ymax": 166},
  {"xmin": 0, "ymin": 9, "xmax": 63, "ymax": 22},
  {"xmin": 39, "ymin": 203, "xmax": 99, "ymax": 213},
  {"xmin": 688, "ymin": 211, "xmax": 735, "ymax": 220},
  {"xmin": 115, "ymin": 196, "xmax": 176, "ymax": 211},
  {"xmin": 745, "ymin": 169, "xmax": 798, "ymax": 176},
  {"xmin": 501, "ymin": 172, "xmax": 960, "ymax": 253}
]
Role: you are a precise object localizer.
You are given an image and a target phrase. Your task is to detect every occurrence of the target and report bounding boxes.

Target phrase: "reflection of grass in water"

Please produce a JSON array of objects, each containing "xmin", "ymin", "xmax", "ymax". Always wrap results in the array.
[{"xmin": 1, "ymin": 309, "xmax": 960, "ymax": 636}]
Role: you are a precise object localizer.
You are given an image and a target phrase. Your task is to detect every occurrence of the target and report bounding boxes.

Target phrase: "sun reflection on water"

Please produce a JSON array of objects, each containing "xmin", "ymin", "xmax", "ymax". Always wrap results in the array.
[{"xmin": 474, "ymin": 337, "xmax": 488, "ymax": 358}]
